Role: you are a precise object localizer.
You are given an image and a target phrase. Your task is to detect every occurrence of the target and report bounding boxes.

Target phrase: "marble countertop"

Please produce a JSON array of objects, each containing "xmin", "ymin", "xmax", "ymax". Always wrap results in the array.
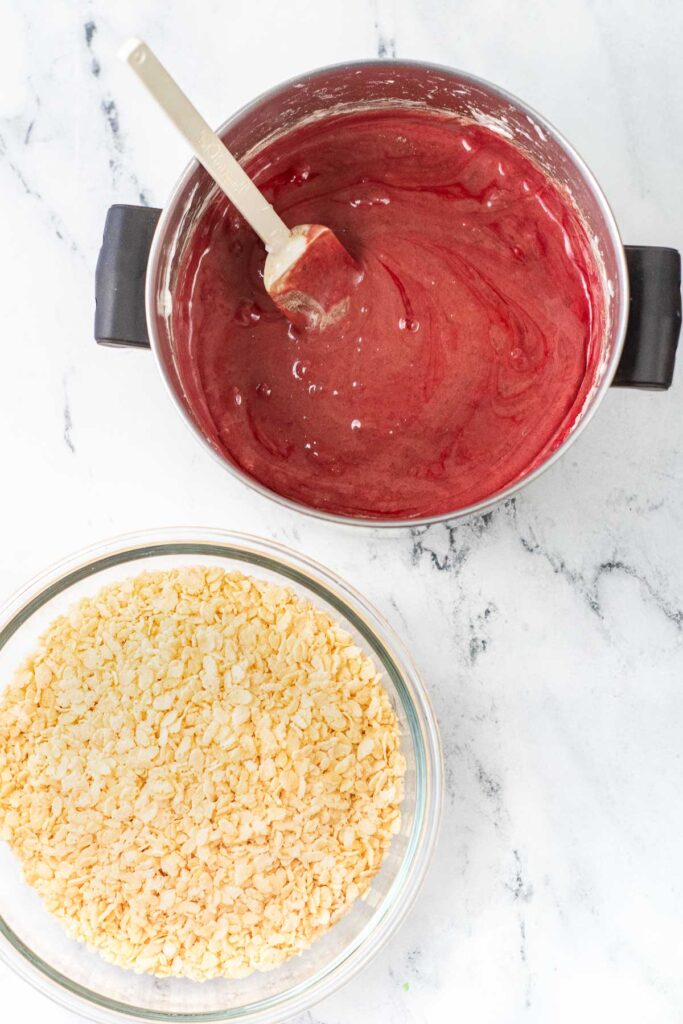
[{"xmin": 1, "ymin": 1, "xmax": 682, "ymax": 1021}]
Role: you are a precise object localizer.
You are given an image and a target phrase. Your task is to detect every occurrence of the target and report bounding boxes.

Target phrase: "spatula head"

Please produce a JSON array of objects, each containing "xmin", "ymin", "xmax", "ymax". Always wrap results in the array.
[{"xmin": 264, "ymin": 224, "xmax": 362, "ymax": 331}]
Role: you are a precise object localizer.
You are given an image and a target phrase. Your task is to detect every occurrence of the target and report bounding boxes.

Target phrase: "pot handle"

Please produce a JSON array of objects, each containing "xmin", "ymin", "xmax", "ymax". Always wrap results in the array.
[
  {"xmin": 94, "ymin": 204, "xmax": 162, "ymax": 348},
  {"xmin": 612, "ymin": 246, "xmax": 681, "ymax": 389}
]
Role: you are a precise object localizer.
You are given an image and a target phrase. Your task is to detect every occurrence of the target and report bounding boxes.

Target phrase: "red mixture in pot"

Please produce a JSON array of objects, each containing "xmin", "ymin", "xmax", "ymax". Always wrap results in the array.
[{"xmin": 173, "ymin": 108, "xmax": 604, "ymax": 519}]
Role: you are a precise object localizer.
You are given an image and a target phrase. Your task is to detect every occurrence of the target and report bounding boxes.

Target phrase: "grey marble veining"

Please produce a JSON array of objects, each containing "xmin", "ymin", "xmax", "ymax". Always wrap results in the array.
[{"xmin": 0, "ymin": 1, "xmax": 682, "ymax": 1022}]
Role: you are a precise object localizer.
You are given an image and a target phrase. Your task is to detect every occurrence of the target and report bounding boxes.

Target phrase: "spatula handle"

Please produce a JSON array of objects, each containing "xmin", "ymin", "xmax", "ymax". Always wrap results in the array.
[{"xmin": 119, "ymin": 39, "xmax": 291, "ymax": 252}]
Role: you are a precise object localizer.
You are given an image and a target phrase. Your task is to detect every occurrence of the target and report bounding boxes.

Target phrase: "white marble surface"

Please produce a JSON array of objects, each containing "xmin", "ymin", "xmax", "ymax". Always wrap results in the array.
[{"xmin": 1, "ymin": 0, "xmax": 682, "ymax": 1021}]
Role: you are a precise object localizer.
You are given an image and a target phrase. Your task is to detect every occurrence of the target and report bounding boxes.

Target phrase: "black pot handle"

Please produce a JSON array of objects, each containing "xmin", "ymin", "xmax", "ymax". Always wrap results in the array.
[
  {"xmin": 94, "ymin": 204, "xmax": 162, "ymax": 348},
  {"xmin": 612, "ymin": 246, "xmax": 681, "ymax": 389}
]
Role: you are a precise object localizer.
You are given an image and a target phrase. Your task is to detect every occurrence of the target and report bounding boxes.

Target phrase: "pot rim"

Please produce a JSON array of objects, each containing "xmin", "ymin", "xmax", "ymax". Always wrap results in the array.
[{"xmin": 145, "ymin": 58, "xmax": 630, "ymax": 529}]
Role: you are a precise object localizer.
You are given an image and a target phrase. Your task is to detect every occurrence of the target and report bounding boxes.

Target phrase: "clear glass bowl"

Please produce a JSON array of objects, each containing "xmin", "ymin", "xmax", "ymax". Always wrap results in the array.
[{"xmin": 0, "ymin": 529, "xmax": 442, "ymax": 1023}]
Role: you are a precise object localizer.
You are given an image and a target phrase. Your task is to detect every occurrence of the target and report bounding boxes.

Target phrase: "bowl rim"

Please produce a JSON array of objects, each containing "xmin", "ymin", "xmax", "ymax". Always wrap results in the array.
[
  {"xmin": 145, "ymin": 57, "xmax": 629, "ymax": 529},
  {"xmin": 0, "ymin": 527, "xmax": 443, "ymax": 1024}
]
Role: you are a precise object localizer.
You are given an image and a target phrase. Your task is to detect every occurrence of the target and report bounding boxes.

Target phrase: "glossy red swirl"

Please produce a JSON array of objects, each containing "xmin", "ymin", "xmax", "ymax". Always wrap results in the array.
[{"xmin": 173, "ymin": 109, "xmax": 604, "ymax": 518}]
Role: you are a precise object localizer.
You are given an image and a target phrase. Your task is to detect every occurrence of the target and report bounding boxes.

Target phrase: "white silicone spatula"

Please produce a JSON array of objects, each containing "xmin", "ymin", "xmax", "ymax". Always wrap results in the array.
[{"xmin": 119, "ymin": 39, "xmax": 360, "ymax": 330}]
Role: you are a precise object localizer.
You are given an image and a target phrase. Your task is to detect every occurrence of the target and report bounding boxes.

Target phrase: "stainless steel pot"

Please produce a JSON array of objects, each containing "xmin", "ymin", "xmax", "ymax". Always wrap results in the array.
[{"xmin": 95, "ymin": 60, "xmax": 682, "ymax": 527}]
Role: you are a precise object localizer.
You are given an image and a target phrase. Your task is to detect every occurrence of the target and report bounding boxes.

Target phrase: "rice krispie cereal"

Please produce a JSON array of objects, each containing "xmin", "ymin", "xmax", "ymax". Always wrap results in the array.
[{"xmin": 0, "ymin": 567, "xmax": 404, "ymax": 979}]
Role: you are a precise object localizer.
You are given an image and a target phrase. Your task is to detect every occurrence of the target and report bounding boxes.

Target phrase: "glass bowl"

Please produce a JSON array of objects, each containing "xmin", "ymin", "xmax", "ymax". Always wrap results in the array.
[{"xmin": 0, "ymin": 529, "xmax": 442, "ymax": 1023}]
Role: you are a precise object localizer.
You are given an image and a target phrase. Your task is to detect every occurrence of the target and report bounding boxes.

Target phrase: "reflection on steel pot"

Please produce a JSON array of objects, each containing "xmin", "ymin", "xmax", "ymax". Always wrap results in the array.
[{"xmin": 95, "ymin": 61, "xmax": 682, "ymax": 526}]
